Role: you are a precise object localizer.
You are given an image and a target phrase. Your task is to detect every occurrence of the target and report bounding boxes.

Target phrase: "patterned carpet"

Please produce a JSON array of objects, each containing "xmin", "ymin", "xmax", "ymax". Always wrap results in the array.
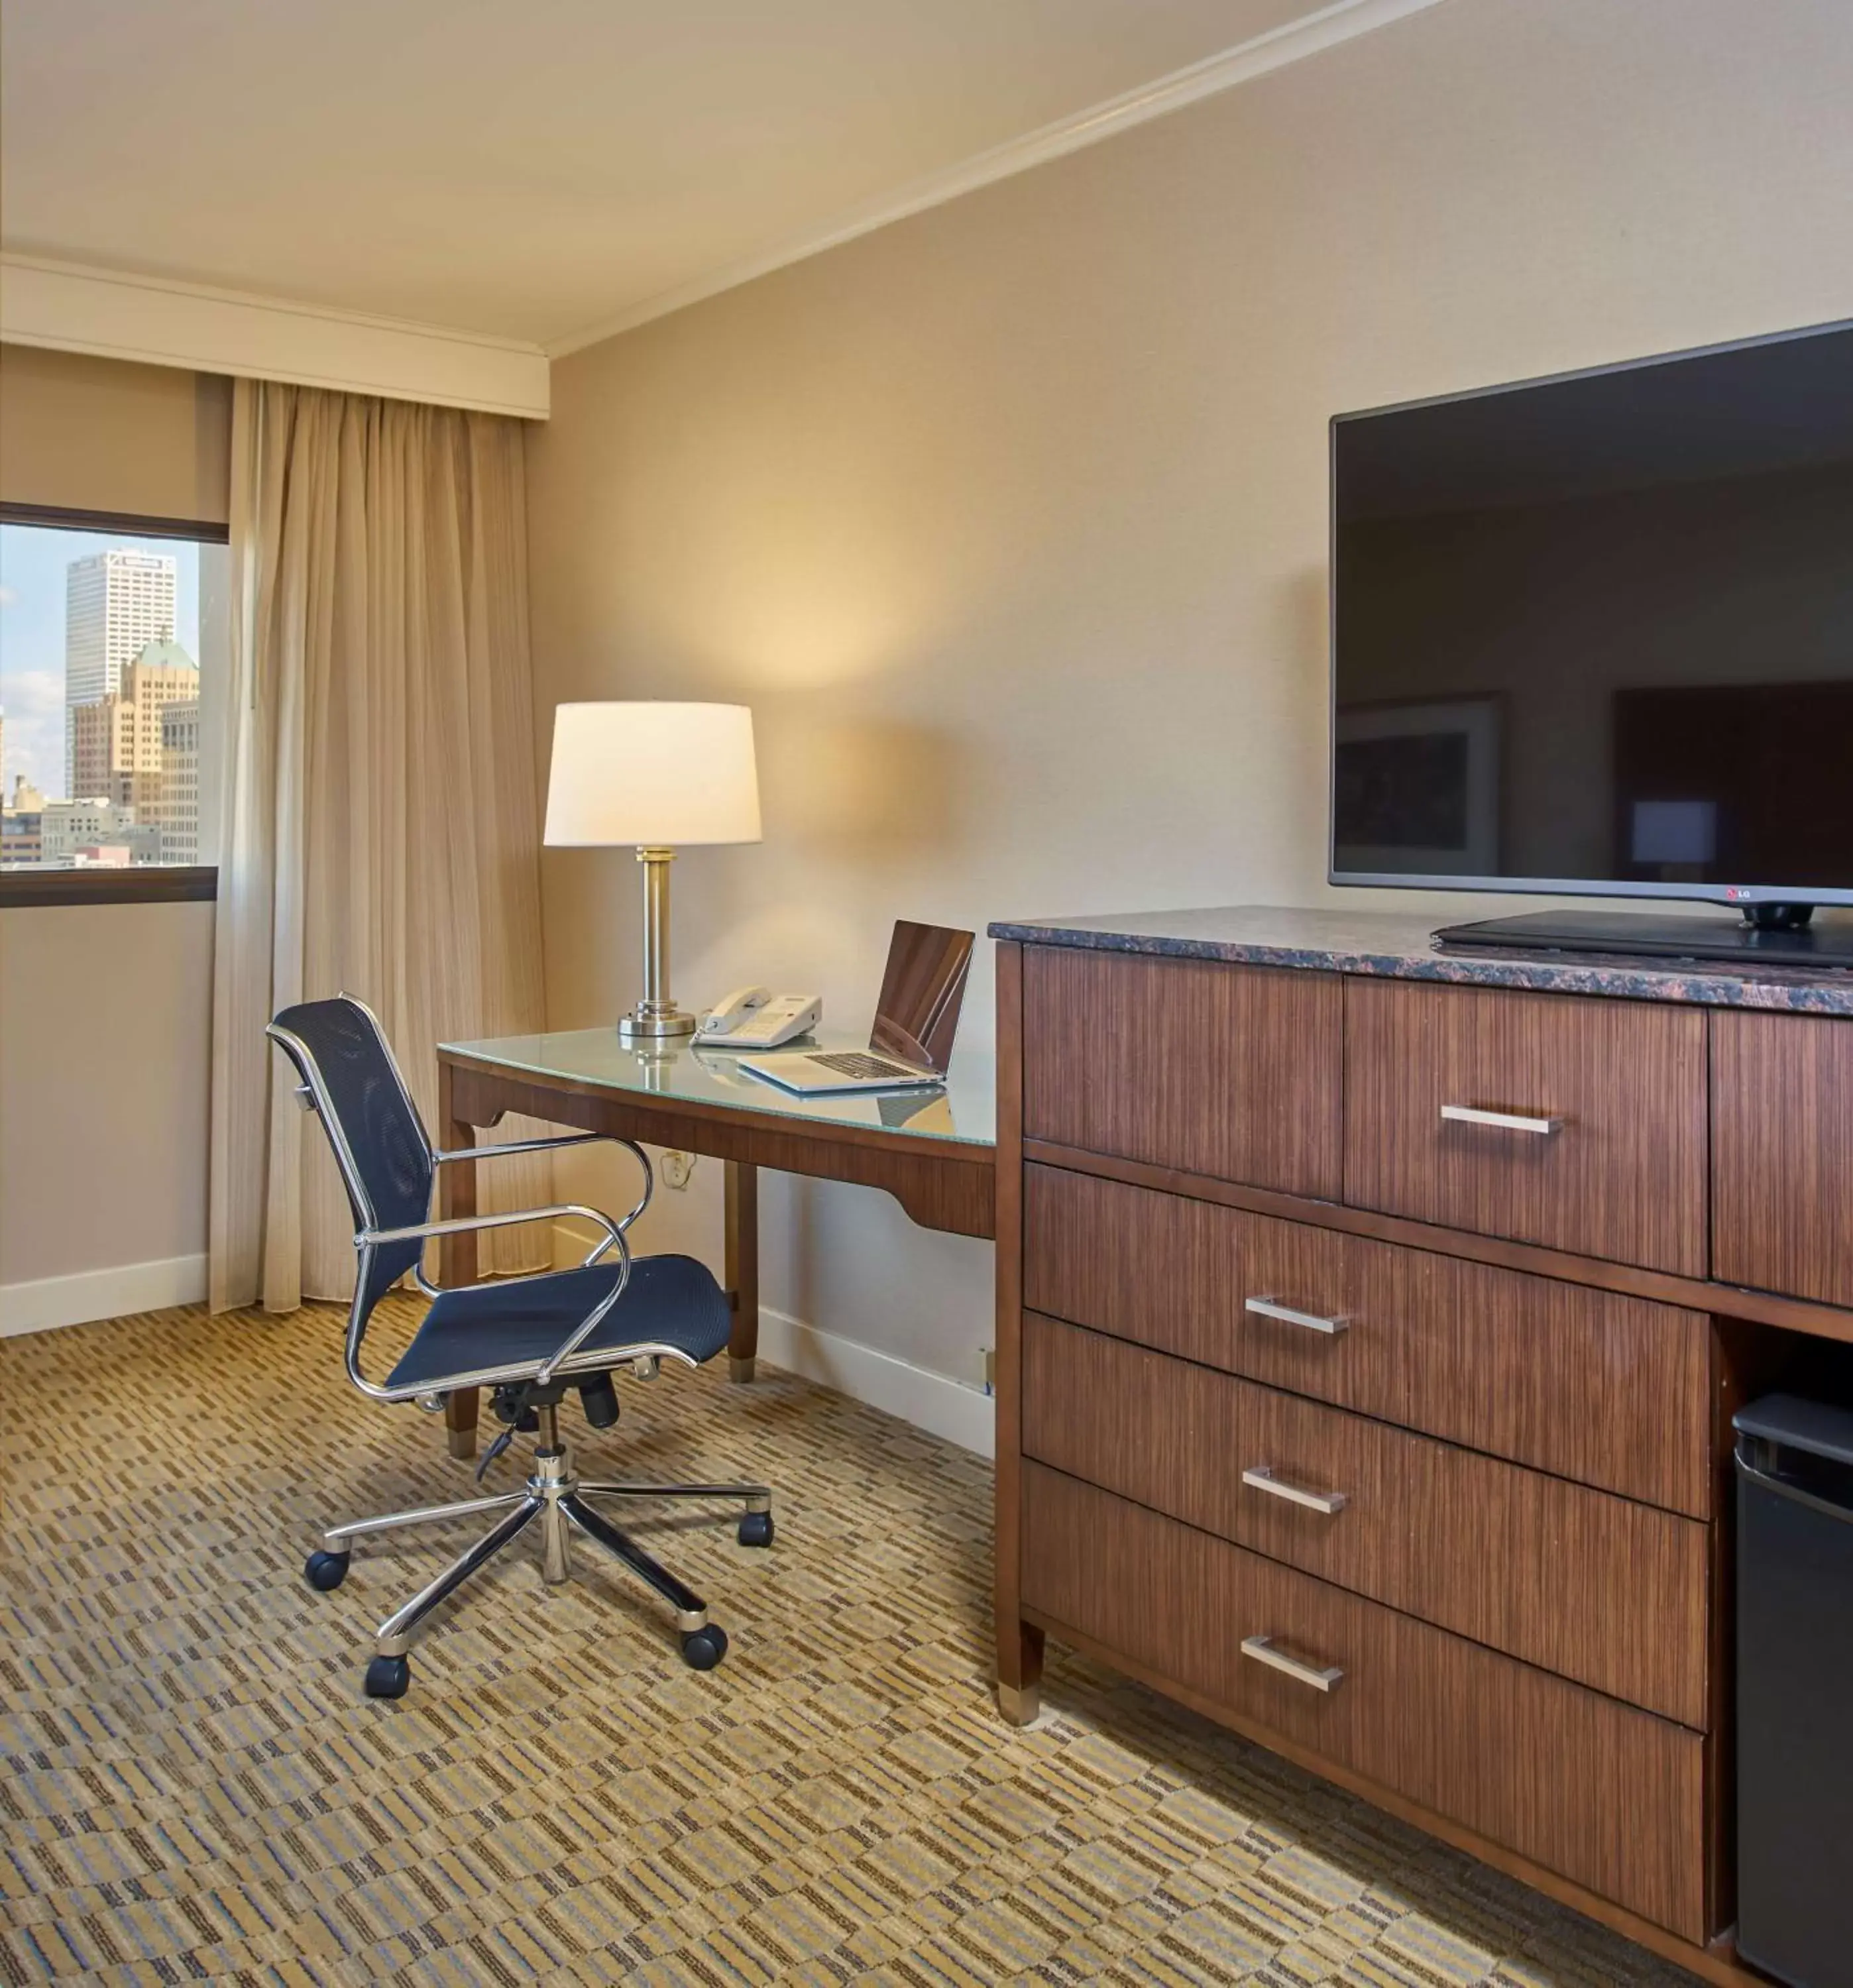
[{"xmin": 0, "ymin": 1299, "xmax": 1701, "ymax": 1988}]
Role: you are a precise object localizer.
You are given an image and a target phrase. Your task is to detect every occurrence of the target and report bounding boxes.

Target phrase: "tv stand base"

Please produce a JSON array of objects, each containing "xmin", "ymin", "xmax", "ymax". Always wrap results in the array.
[
  {"xmin": 1740, "ymin": 902, "xmax": 1814, "ymax": 934},
  {"xmin": 1434, "ymin": 907, "xmax": 1853, "ymax": 971}
]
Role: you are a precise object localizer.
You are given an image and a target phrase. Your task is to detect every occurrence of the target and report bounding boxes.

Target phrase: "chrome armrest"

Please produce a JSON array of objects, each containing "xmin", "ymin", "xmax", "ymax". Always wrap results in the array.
[
  {"xmin": 535, "ymin": 1218, "xmax": 635, "ymax": 1383},
  {"xmin": 431, "ymin": 1131, "xmax": 609, "ymax": 1164},
  {"xmin": 430, "ymin": 1130, "xmax": 653, "ymax": 1237},
  {"xmin": 363, "ymin": 1203, "xmax": 638, "ymax": 1386},
  {"xmin": 362, "ymin": 1201, "xmax": 623, "ymax": 1251},
  {"xmin": 372, "ymin": 1201, "xmax": 628, "ymax": 1299}
]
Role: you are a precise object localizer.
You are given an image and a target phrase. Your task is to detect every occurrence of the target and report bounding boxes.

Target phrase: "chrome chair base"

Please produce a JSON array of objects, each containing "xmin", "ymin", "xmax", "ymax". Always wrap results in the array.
[{"xmin": 308, "ymin": 1407, "xmax": 772, "ymax": 1694}]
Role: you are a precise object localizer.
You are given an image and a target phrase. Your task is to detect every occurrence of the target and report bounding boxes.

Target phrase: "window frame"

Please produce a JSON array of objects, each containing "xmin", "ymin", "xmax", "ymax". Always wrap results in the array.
[{"xmin": 0, "ymin": 501, "xmax": 227, "ymax": 909}]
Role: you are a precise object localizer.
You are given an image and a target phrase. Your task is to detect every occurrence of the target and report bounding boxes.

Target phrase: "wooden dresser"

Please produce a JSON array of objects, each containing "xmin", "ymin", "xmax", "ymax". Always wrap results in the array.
[{"xmin": 987, "ymin": 907, "xmax": 1853, "ymax": 1987}]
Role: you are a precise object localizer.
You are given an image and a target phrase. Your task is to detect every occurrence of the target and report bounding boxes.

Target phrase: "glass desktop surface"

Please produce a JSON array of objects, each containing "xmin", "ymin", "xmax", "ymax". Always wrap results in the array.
[{"xmin": 441, "ymin": 1027, "xmax": 995, "ymax": 1148}]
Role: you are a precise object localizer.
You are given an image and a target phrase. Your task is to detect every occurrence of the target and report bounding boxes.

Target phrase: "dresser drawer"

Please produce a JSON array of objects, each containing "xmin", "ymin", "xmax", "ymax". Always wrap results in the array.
[
  {"xmin": 1022, "ymin": 1314, "xmax": 1709, "ymax": 1724},
  {"xmin": 1025, "ymin": 1165, "xmax": 1712, "ymax": 1515},
  {"xmin": 1343, "ymin": 979, "xmax": 1707, "ymax": 1275},
  {"xmin": 1022, "ymin": 1463, "xmax": 1707, "ymax": 1940},
  {"xmin": 1023, "ymin": 948, "xmax": 1341, "ymax": 1196},
  {"xmin": 1713, "ymin": 1011, "xmax": 1853, "ymax": 1309}
]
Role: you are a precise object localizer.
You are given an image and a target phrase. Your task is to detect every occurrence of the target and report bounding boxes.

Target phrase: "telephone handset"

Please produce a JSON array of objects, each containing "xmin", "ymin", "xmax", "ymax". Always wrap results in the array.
[
  {"xmin": 700, "ymin": 985, "xmax": 771, "ymax": 1033},
  {"xmin": 695, "ymin": 986, "xmax": 822, "ymax": 1049}
]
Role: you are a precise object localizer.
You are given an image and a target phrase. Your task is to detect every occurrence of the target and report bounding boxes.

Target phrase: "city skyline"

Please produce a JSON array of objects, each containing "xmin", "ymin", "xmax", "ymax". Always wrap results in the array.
[{"xmin": 0, "ymin": 524, "xmax": 205, "ymax": 805}]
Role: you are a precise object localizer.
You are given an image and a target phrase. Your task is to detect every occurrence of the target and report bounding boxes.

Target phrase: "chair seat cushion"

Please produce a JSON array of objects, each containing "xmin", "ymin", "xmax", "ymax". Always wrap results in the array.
[{"xmin": 385, "ymin": 1254, "xmax": 731, "ymax": 1392}]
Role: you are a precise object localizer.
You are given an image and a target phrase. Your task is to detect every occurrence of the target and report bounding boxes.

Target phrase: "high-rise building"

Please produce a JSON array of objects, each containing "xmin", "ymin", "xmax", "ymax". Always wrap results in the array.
[
  {"xmin": 158, "ymin": 699, "xmax": 202, "ymax": 864},
  {"xmin": 69, "ymin": 641, "xmax": 199, "ymax": 820},
  {"xmin": 65, "ymin": 551, "xmax": 177, "ymax": 787},
  {"xmin": 68, "ymin": 700, "xmax": 117, "ymax": 801}
]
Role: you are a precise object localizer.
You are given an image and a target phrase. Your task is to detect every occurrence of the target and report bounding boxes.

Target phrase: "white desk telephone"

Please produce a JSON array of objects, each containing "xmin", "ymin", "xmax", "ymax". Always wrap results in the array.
[{"xmin": 694, "ymin": 986, "xmax": 822, "ymax": 1049}]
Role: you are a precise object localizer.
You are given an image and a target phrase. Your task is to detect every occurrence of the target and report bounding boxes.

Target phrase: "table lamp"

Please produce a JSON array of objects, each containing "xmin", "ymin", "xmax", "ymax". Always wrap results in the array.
[{"xmin": 544, "ymin": 702, "xmax": 762, "ymax": 1042}]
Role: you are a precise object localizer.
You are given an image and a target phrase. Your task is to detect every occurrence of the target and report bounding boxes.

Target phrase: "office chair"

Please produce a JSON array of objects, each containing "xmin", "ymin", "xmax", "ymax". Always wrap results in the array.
[{"xmin": 266, "ymin": 995, "xmax": 772, "ymax": 1698}]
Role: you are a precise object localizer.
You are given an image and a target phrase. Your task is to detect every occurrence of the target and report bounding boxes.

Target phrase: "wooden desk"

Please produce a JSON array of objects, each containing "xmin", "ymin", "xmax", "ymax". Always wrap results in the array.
[{"xmin": 434, "ymin": 1028, "xmax": 996, "ymax": 1457}]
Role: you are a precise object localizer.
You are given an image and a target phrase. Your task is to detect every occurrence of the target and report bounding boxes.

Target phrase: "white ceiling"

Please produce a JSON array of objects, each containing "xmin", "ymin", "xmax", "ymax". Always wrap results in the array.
[{"xmin": 2, "ymin": 0, "xmax": 1367, "ymax": 354}]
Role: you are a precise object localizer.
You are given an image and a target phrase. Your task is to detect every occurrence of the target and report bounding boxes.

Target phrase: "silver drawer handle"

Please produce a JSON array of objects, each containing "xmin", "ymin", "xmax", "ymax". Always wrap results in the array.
[
  {"xmin": 1242, "ymin": 1464, "xmax": 1347, "ymax": 1516},
  {"xmin": 1244, "ymin": 1296, "xmax": 1348, "ymax": 1336},
  {"xmin": 1241, "ymin": 1634, "xmax": 1344, "ymax": 1692},
  {"xmin": 1439, "ymin": 1103, "xmax": 1563, "ymax": 1136}
]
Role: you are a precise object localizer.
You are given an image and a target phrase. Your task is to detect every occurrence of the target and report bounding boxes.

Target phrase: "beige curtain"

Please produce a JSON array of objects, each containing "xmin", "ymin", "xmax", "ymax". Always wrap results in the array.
[{"xmin": 209, "ymin": 380, "xmax": 549, "ymax": 1311}]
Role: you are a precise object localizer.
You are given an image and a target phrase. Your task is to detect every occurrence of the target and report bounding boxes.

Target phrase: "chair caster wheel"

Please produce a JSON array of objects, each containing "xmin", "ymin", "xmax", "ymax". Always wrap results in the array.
[
  {"xmin": 738, "ymin": 1510, "xmax": 774, "ymax": 1548},
  {"xmin": 679, "ymin": 1624, "xmax": 729, "ymax": 1671},
  {"xmin": 305, "ymin": 1550, "xmax": 350, "ymax": 1591},
  {"xmin": 365, "ymin": 1655, "xmax": 410, "ymax": 1698}
]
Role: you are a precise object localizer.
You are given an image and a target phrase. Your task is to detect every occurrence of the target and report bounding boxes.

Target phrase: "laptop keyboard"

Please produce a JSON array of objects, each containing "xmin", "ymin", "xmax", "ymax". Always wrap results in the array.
[{"xmin": 808, "ymin": 1051, "xmax": 920, "ymax": 1081}]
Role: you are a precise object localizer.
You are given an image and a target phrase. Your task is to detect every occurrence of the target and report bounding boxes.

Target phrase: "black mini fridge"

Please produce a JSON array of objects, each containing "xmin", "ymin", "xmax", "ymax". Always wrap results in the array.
[{"xmin": 1734, "ymin": 1395, "xmax": 1853, "ymax": 1988}]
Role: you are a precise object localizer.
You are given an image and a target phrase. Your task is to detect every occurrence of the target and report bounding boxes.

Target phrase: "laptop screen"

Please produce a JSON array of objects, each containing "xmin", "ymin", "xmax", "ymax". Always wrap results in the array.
[{"xmin": 869, "ymin": 921, "xmax": 975, "ymax": 1074}]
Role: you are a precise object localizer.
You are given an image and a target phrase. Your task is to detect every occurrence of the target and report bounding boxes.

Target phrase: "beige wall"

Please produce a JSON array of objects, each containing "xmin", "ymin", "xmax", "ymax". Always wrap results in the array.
[
  {"xmin": 1, "ymin": 347, "xmax": 229, "ymax": 1319},
  {"xmin": 527, "ymin": 0, "xmax": 1853, "ymax": 1386},
  {"xmin": 0, "ymin": 344, "xmax": 232, "ymax": 523},
  {"xmin": 0, "ymin": 903, "xmax": 214, "ymax": 1294}
]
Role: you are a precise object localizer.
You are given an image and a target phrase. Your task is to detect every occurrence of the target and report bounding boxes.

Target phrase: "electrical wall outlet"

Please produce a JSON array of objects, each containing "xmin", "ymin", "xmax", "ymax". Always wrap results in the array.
[{"xmin": 659, "ymin": 1151, "xmax": 697, "ymax": 1191}]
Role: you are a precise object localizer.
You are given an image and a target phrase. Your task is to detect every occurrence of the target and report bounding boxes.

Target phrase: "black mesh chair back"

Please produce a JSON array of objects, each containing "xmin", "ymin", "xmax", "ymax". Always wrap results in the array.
[{"xmin": 268, "ymin": 996, "xmax": 434, "ymax": 1315}]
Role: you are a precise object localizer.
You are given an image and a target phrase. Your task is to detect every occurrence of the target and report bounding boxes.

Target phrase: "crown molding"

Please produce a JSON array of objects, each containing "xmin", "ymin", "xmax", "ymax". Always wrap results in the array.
[
  {"xmin": 547, "ymin": 0, "xmax": 1447, "ymax": 356},
  {"xmin": 0, "ymin": 254, "xmax": 550, "ymax": 418},
  {"xmin": 4, "ymin": 0, "xmax": 1446, "ymax": 384}
]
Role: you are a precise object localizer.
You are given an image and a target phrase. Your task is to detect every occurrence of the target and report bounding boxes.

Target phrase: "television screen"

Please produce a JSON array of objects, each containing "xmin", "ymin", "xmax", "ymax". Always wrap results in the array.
[{"xmin": 1330, "ymin": 321, "xmax": 1853, "ymax": 903}]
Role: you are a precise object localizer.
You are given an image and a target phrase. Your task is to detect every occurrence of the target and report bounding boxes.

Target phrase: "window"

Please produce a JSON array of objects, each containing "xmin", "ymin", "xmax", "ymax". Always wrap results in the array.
[{"xmin": 0, "ymin": 506, "xmax": 229, "ymax": 904}]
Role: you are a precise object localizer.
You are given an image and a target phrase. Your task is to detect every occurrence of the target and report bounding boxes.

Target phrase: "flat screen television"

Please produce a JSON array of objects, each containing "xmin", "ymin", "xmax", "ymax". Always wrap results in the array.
[{"xmin": 1329, "ymin": 319, "xmax": 1853, "ymax": 963}]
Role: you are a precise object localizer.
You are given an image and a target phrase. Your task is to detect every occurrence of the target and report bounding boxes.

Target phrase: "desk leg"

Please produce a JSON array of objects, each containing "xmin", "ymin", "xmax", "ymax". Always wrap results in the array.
[
  {"xmin": 439, "ymin": 1069, "xmax": 480, "ymax": 1460},
  {"xmin": 724, "ymin": 1160, "xmax": 759, "ymax": 1382}
]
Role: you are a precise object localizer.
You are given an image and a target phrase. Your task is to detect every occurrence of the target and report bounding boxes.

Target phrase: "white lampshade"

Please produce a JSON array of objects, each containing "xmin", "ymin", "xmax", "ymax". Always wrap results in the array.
[{"xmin": 543, "ymin": 701, "xmax": 762, "ymax": 847}]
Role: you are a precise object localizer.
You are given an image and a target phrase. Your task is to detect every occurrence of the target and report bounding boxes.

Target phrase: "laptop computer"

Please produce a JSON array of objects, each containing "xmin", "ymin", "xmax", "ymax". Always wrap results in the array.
[{"xmin": 742, "ymin": 921, "xmax": 974, "ymax": 1095}]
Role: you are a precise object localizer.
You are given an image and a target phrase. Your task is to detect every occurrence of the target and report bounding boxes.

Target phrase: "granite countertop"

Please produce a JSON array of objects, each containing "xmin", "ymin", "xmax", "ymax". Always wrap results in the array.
[{"xmin": 985, "ymin": 905, "xmax": 1853, "ymax": 1015}]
